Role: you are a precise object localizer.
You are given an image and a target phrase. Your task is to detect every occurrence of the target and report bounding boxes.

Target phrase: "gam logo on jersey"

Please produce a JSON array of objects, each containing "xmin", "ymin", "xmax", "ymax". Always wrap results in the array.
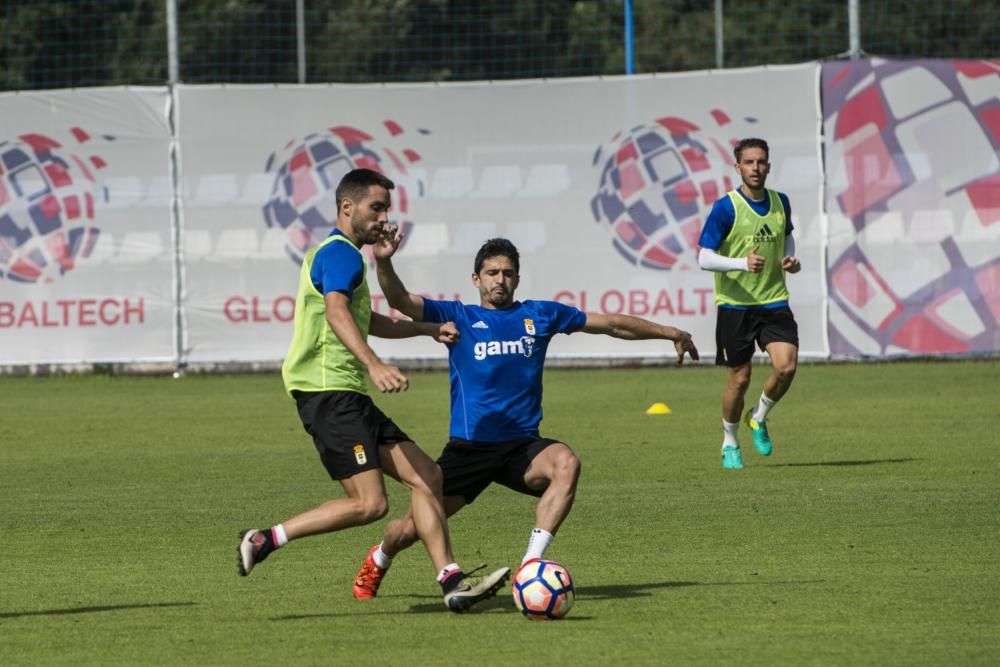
[
  {"xmin": 261, "ymin": 121, "xmax": 428, "ymax": 266},
  {"xmin": 0, "ymin": 128, "xmax": 112, "ymax": 283},
  {"xmin": 473, "ymin": 336, "xmax": 535, "ymax": 360}
]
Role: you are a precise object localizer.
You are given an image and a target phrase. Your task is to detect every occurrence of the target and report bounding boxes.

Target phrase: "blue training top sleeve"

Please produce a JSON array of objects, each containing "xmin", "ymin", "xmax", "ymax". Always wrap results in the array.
[
  {"xmin": 698, "ymin": 196, "xmax": 736, "ymax": 250},
  {"xmin": 778, "ymin": 192, "xmax": 794, "ymax": 235},
  {"xmin": 310, "ymin": 239, "xmax": 363, "ymax": 298},
  {"xmin": 541, "ymin": 301, "xmax": 587, "ymax": 334},
  {"xmin": 422, "ymin": 298, "xmax": 461, "ymax": 324}
]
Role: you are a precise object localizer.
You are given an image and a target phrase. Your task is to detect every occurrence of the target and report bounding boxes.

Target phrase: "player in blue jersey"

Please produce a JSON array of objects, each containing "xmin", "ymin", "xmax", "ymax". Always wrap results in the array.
[
  {"xmin": 237, "ymin": 168, "xmax": 509, "ymax": 613},
  {"xmin": 351, "ymin": 236, "xmax": 699, "ymax": 599},
  {"xmin": 697, "ymin": 138, "xmax": 801, "ymax": 470}
]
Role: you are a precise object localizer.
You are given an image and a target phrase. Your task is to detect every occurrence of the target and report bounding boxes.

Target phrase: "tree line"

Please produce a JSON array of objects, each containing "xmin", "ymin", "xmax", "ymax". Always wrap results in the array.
[{"xmin": 1, "ymin": 0, "xmax": 997, "ymax": 91}]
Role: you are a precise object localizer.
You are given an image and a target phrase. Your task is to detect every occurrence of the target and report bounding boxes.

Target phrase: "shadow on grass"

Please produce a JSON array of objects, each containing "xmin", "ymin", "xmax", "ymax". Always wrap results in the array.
[
  {"xmin": 582, "ymin": 579, "xmax": 825, "ymax": 600},
  {"xmin": 272, "ymin": 594, "xmax": 516, "ymax": 620},
  {"xmin": 579, "ymin": 581, "xmax": 701, "ymax": 600},
  {"xmin": 272, "ymin": 578, "xmax": 829, "ymax": 621},
  {"xmin": 0, "ymin": 602, "xmax": 196, "ymax": 619},
  {"xmin": 273, "ymin": 581, "xmax": 703, "ymax": 620},
  {"xmin": 768, "ymin": 457, "xmax": 917, "ymax": 468}
]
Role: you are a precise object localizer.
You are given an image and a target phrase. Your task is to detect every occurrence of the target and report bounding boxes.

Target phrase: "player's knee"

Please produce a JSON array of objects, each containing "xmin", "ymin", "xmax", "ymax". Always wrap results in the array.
[
  {"xmin": 410, "ymin": 462, "xmax": 444, "ymax": 497},
  {"xmin": 357, "ymin": 497, "xmax": 390, "ymax": 524},
  {"xmin": 730, "ymin": 374, "xmax": 751, "ymax": 394},
  {"xmin": 775, "ymin": 362, "xmax": 797, "ymax": 385},
  {"xmin": 553, "ymin": 450, "xmax": 581, "ymax": 487}
]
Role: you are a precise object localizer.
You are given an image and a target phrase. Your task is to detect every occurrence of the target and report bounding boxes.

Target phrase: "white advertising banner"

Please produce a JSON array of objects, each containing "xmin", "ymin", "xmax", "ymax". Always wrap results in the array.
[
  {"xmin": 0, "ymin": 88, "xmax": 175, "ymax": 365},
  {"xmin": 822, "ymin": 59, "xmax": 1000, "ymax": 356},
  {"xmin": 176, "ymin": 64, "xmax": 824, "ymax": 364}
]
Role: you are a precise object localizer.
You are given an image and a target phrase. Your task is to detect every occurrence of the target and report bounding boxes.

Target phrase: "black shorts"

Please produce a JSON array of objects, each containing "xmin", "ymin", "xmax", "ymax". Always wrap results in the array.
[
  {"xmin": 437, "ymin": 436, "xmax": 560, "ymax": 504},
  {"xmin": 293, "ymin": 390, "xmax": 411, "ymax": 481},
  {"xmin": 715, "ymin": 305, "xmax": 799, "ymax": 367}
]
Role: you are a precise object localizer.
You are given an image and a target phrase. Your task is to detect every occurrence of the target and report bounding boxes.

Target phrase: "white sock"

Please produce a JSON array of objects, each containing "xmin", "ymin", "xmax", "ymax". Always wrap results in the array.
[
  {"xmin": 752, "ymin": 393, "xmax": 777, "ymax": 423},
  {"xmin": 272, "ymin": 523, "xmax": 289, "ymax": 548},
  {"xmin": 522, "ymin": 528, "xmax": 554, "ymax": 564},
  {"xmin": 436, "ymin": 563, "xmax": 461, "ymax": 582},
  {"xmin": 722, "ymin": 420, "xmax": 740, "ymax": 447},
  {"xmin": 373, "ymin": 543, "xmax": 393, "ymax": 569}
]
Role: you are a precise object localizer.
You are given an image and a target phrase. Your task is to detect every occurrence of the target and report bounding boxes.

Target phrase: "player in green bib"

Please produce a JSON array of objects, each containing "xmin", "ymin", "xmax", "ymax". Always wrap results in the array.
[
  {"xmin": 697, "ymin": 138, "xmax": 802, "ymax": 470},
  {"xmin": 237, "ymin": 168, "xmax": 509, "ymax": 612}
]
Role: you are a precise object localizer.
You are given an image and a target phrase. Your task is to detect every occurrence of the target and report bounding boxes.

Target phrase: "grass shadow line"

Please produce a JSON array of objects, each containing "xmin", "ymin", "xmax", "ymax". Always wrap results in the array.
[
  {"xmin": 273, "ymin": 582, "xmax": 697, "ymax": 620},
  {"xmin": 582, "ymin": 579, "xmax": 825, "ymax": 600},
  {"xmin": 273, "ymin": 595, "xmax": 514, "ymax": 620},
  {"xmin": 0, "ymin": 602, "xmax": 196, "ymax": 619},
  {"xmin": 768, "ymin": 457, "xmax": 918, "ymax": 468},
  {"xmin": 271, "ymin": 579, "xmax": 827, "ymax": 621}
]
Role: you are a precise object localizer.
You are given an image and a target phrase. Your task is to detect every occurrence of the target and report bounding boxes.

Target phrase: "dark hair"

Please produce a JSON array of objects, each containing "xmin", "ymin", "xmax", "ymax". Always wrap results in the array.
[
  {"xmin": 474, "ymin": 238, "xmax": 520, "ymax": 275},
  {"xmin": 335, "ymin": 168, "xmax": 395, "ymax": 209},
  {"xmin": 733, "ymin": 137, "xmax": 769, "ymax": 163}
]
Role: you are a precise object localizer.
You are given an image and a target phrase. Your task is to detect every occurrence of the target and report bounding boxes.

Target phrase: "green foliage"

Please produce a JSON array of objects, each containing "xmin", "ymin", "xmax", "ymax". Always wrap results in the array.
[
  {"xmin": 1, "ymin": 0, "xmax": 997, "ymax": 90},
  {"xmin": 108, "ymin": 2, "xmax": 168, "ymax": 84},
  {"xmin": 177, "ymin": 0, "xmax": 299, "ymax": 83},
  {"xmin": 861, "ymin": 0, "xmax": 999, "ymax": 58},
  {"xmin": 1, "ymin": 361, "xmax": 999, "ymax": 665},
  {"xmin": 0, "ymin": 1, "xmax": 167, "ymax": 89}
]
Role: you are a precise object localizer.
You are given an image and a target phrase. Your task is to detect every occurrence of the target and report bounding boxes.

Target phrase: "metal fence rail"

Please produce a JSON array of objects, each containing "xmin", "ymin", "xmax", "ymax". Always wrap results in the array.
[{"xmin": 1, "ymin": 1, "xmax": 998, "ymax": 90}]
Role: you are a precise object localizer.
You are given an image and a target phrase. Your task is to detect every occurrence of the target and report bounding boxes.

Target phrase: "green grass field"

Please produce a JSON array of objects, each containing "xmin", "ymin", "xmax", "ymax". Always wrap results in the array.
[{"xmin": 2, "ymin": 360, "xmax": 999, "ymax": 666}]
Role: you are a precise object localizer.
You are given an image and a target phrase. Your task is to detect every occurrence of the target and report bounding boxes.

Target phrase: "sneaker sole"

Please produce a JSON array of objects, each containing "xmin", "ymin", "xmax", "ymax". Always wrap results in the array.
[
  {"xmin": 352, "ymin": 586, "xmax": 377, "ymax": 599},
  {"xmin": 721, "ymin": 450, "xmax": 744, "ymax": 470},
  {"xmin": 446, "ymin": 567, "xmax": 511, "ymax": 613},
  {"xmin": 237, "ymin": 528, "xmax": 257, "ymax": 577}
]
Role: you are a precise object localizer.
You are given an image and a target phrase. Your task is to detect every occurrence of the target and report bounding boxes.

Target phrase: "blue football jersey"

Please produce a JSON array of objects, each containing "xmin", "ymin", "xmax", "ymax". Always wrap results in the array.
[{"xmin": 422, "ymin": 299, "xmax": 587, "ymax": 442}]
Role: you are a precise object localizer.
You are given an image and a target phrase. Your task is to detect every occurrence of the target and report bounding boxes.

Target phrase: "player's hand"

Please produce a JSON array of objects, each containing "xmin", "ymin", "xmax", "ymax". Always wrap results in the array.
[
  {"xmin": 672, "ymin": 330, "xmax": 700, "ymax": 366},
  {"xmin": 782, "ymin": 255, "xmax": 801, "ymax": 273},
  {"xmin": 368, "ymin": 360, "xmax": 409, "ymax": 393},
  {"xmin": 435, "ymin": 321, "xmax": 460, "ymax": 345},
  {"xmin": 372, "ymin": 224, "xmax": 403, "ymax": 261},
  {"xmin": 746, "ymin": 245, "xmax": 765, "ymax": 273}
]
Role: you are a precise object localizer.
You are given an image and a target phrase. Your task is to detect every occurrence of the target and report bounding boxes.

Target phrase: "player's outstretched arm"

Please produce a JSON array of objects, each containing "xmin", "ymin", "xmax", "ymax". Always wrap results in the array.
[
  {"xmin": 325, "ymin": 292, "xmax": 408, "ymax": 393},
  {"xmin": 369, "ymin": 312, "xmax": 459, "ymax": 344},
  {"xmin": 581, "ymin": 313, "xmax": 700, "ymax": 366},
  {"xmin": 373, "ymin": 227, "xmax": 425, "ymax": 321}
]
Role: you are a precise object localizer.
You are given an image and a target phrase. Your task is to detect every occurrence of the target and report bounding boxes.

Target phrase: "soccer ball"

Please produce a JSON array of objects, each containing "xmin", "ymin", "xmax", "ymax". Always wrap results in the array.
[
  {"xmin": 511, "ymin": 559, "xmax": 574, "ymax": 620},
  {"xmin": 823, "ymin": 59, "xmax": 1000, "ymax": 355},
  {"xmin": 590, "ymin": 115, "xmax": 735, "ymax": 270}
]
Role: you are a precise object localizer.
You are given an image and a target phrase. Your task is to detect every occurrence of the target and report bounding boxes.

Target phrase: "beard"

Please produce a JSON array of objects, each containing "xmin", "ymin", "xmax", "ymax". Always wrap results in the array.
[
  {"xmin": 485, "ymin": 288, "xmax": 511, "ymax": 307},
  {"xmin": 354, "ymin": 218, "xmax": 383, "ymax": 245}
]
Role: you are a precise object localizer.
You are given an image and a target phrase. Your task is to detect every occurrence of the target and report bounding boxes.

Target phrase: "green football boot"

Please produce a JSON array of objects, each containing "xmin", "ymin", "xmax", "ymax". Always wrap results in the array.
[
  {"xmin": 745, "ymin": 409, "xmax": 773, "ymax": 456},
  {"xmin": 721, "ymin": 446, "xmax": 744, "ymax": 469}
]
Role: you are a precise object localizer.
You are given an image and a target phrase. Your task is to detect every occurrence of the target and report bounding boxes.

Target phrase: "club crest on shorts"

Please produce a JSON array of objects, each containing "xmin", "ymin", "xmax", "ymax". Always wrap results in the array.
[
  {"xmin": 353, "ymin": 444, "xmax": 367, "ymax": 465},
  {"xmin": 523, "ymin": 318, "xmax": 536, "ymax": 335}
]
